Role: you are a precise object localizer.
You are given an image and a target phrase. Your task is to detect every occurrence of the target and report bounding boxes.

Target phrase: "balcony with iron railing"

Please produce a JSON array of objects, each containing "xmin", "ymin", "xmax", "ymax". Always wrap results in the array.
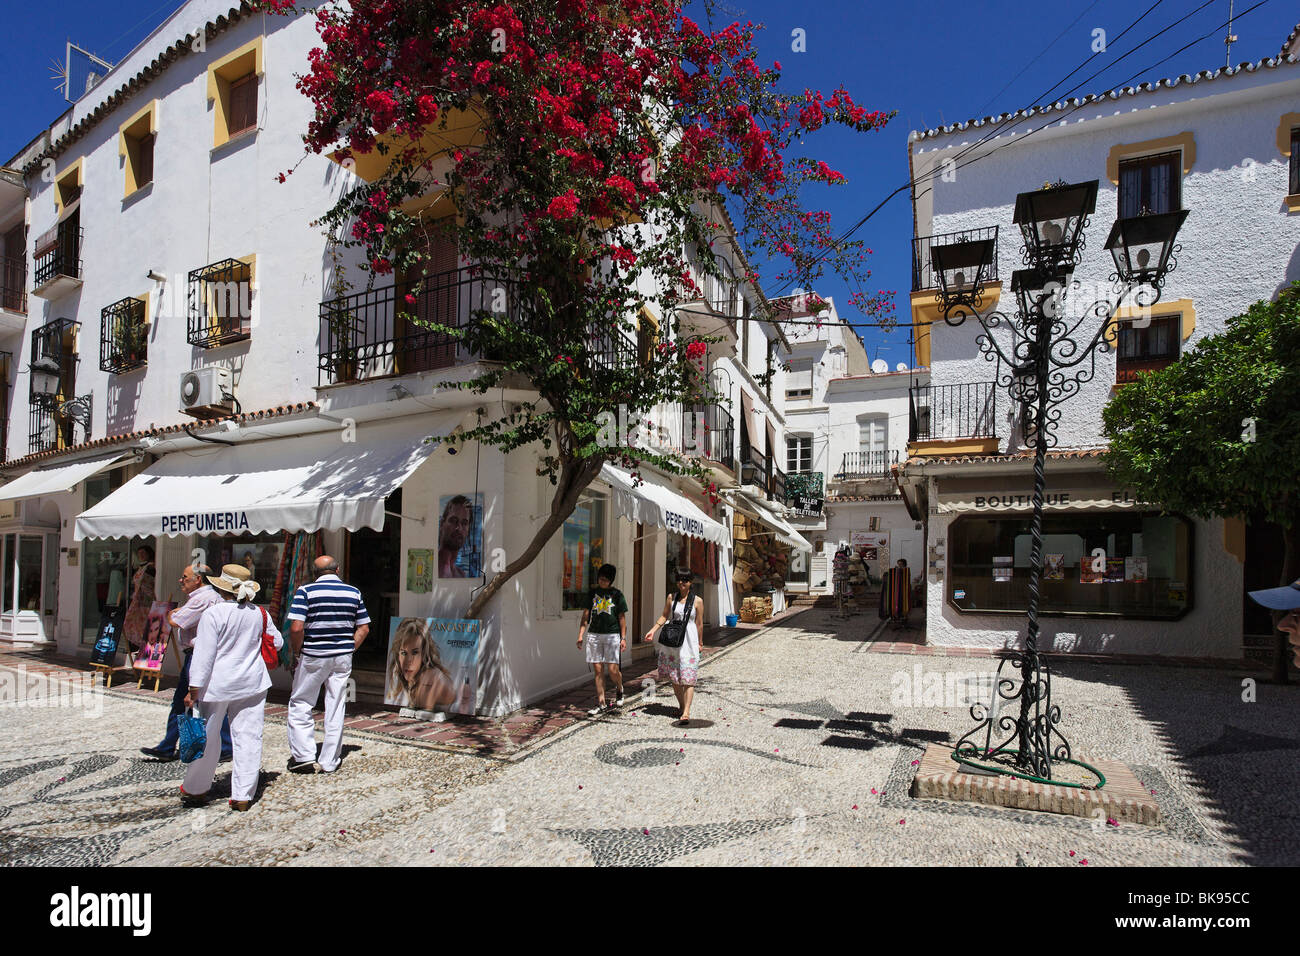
[
  {"xmin": 32, "ymin": 221, "xmax": 83, "ymax": 300},
  {"xmin": 909, "ymin": 381, "xmax": 998, "ymax": 450},
  {"xmin": 835, "ymin": 450, "xmax": 899, "ymax": 480},
  {"xmin": 769, "ymin": 465, "xmax": 786, "ymax": 504},
  {"xmin": 318, "ymin": 267, "xmax": 526, "ymax": 384},
  {"xmin": 0, "ymin": 351, "xmax": 10, "ymax": 461},
  {"xmin": 912, "ymin": 226, "xmax": 998, "ymax": 292},
  {"xmin": 739, "ymin": 441, "xmax": 769, "ymax": 492},
  {"xmin": 635, "ymin": 401, "xmax": 736, "ymax": 472}
]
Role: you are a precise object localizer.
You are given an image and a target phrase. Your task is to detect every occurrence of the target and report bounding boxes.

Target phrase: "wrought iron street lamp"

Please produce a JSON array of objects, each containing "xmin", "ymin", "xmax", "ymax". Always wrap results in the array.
[{"xmin": 928, "ymin": 180, "xmax": 1186, "ymax": 785}]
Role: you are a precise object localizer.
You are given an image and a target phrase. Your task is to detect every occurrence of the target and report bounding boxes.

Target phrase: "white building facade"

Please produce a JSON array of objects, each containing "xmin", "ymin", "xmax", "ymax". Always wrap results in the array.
[
  {"xmin": 0, "ymin": 0, "xmax": 799, "ymax": 713},
  {"xmin": 902, "ymin": 42, "xmax": 1300, "ymax": 659},
  {"xmin": 776, "ymin": 294, "xmax": 927, "ymax": 595}
]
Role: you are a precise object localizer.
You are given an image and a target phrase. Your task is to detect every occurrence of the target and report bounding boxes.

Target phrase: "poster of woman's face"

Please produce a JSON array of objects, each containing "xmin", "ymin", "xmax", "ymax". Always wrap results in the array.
[
  {"xmin": 138, "ymin": 601, "xmax": 176, "ymax": 670},
  {"xmin": 438, "ymin": 493, "xmax": 483, "ymax": 578}
]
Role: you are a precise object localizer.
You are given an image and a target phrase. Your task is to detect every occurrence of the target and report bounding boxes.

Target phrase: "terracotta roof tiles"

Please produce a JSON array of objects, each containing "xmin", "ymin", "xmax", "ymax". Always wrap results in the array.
[{"xmin": 1, "ymin": 401, "xmax": 319, "ymax": 472}]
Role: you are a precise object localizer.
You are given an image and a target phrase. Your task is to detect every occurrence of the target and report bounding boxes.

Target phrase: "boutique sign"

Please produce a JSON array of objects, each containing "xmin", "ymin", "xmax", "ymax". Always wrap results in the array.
[
  {"xmin": 160, "ymin": 511, "xmax": 252, "ymax": 534},
  {"xmin": 938, "ymin": 487, "xmax": 1158, "ymax": 513},
  {"xmin": 662, "ymin": 508, "xmax": 705, "ymax": 538}
]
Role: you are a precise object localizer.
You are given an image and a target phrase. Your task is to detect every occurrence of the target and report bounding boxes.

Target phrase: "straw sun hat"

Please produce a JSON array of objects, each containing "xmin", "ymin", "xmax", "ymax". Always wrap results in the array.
[{"xmin": 207, "ymin": 563, "xmax": 262, "ymax": 601}]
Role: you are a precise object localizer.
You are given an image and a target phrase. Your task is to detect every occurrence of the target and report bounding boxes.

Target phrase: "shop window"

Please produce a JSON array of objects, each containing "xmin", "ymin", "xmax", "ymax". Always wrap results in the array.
[
  {"xmin": 1116, "ymin": 314, "xmax": 1179, "ymax": 384},
  {"xmin": 787, "ymin": 435, "xmax": 812, "ymax": 473},
  {"xmin": 562, "ymin": 493, "xmax": 607, "ymax": 610},
  {"xmin": 195, "ymin": 531, "xmax": 284, "ymax": 604},
  {"xmin": 80, "ymin": 470, "xmax": 136, "ymax": 643},
  {"xmin": 207, "ymin": 37, "xmax": 263, "ymax": 149},
  {"xmin": 1118, "ymin": 151, "xmax": 1181, "ymax": 218},
  {"xmin": 946, "ymin": 512, "xmax": 1192, "ymax": 619},
  {"xmin": 118, "ymin": 101, "xmax": 159, "ymax": 197}
]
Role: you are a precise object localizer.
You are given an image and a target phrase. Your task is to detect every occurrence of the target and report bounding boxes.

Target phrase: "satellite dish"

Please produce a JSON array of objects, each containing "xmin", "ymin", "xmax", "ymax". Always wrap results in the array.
[
  {"xmin": 895, "ymin": 362, "xmax": 908, "ymax": 372},
  {"xmin": 871, "ymin": 358, "xmax": 889, "ymax": 374}
]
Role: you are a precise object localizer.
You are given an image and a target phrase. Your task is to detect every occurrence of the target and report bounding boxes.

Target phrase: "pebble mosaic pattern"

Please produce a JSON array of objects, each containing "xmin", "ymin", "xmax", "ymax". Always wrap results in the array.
[{"xmin": 2, "ymin": 602, "xmax": 1296, "ymax": 866}]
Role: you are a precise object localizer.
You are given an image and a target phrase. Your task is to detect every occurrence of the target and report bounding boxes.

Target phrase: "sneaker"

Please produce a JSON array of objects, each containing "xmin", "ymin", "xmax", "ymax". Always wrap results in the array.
[
  {"xmin": 287, "ymin": 758, "xmax": 319, "ymax": 774},
  {"xmin": 587, "ymin": 703, "xmax": 607, "ymax": 717},
  {"xmin": 613, "ymin": 687, "xmax": 625, "ymax": 707},
  {"xmin": 140, "ymin": 746, "xmax": 178, "ymax": 762}
]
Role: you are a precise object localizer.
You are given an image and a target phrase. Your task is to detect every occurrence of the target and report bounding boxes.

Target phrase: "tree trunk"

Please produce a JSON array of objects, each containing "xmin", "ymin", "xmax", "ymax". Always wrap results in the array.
[
  {"xmin": 1272, "ymin": 523, "xmax": 1300, "ymax": 685},
  {"xmin": 464, "ymin": 454, "xmax": 606, "ymax": 620}
]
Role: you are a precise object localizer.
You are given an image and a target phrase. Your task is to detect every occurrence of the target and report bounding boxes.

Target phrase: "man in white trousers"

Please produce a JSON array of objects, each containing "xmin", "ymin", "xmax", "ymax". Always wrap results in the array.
[
  {"xmin": 286, "ymin": 555, "xmax": 370, "ymax": 774},
  {"xmin": 181, "ymin": 564, "xmax": 282, "ymax": 811}
]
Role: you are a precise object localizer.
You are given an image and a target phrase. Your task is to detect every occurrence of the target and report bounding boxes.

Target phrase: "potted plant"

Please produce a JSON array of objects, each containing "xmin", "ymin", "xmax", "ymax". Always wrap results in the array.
[{"xmin": 112, "ymin": 313, "xmax": 147, "ymax": 367}]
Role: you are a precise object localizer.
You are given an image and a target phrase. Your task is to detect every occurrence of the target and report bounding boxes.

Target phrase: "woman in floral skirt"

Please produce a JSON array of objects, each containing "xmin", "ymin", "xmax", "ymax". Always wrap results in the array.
[{"xmin": 643, "ymin": 569, "xmax": 704, "ymax": 726}]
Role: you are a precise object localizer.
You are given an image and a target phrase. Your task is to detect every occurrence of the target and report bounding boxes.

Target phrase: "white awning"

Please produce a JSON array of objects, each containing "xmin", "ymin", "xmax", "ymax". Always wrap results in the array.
[
  {"xmin": 74, "ymin": 412, "xmax": 464, "ymax": 541},
  {"xmin": 0, "ymin": 453, "xmax": 130, "ymax": 504},
  {"xmin": 600, "ymin": 464, "xmax": 729, "ymax": 546},
  {"xmin": 731, "ymin": 491, "xmax": 813, "ymax": 552}
]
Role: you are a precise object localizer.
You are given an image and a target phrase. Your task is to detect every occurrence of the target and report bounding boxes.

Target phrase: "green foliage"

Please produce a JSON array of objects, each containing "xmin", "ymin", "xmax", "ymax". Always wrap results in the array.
[{"xmin": 1101, "ymin": 283, "xmax": 1300, "ymax": 528}]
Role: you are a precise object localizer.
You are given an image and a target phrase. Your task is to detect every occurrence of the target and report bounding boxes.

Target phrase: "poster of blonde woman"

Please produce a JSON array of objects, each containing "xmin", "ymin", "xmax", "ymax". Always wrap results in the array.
[{"xmin": 385, "ymin": 616, "xmax": 481, "ymax": 715}]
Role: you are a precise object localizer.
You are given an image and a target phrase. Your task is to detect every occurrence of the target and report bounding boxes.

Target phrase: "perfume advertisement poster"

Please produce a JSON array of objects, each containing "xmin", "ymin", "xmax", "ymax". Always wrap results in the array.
[{"xmin": 385, "ymin": 617, "xmax": 480, "ymax": 714}]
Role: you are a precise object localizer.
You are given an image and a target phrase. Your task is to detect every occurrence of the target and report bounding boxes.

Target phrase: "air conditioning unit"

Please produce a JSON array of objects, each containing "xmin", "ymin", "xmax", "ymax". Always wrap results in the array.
[{"xmin": 179, "ymin": 367, "xmax": 234, "ymax": 418}]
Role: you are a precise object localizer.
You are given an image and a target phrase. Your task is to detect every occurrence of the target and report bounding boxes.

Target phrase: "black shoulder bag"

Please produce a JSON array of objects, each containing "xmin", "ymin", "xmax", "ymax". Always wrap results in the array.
[{"xmin": 658, "ymin": 588, "xmax": 694, "ymax": 648}]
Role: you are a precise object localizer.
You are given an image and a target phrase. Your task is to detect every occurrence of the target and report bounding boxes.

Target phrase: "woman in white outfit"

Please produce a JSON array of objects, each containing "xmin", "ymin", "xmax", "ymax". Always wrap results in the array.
[
  {"xmin": 643, "ymin": 570, "xmax": 704, "ymax": 726},
  {"xmin": 181, "ymin": 564, "xmax": 282, "ymax": 811}
]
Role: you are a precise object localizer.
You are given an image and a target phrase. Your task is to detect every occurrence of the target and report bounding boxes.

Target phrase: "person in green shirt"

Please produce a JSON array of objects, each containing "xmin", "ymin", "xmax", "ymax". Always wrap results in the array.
[{"xmin": 577, "ymin": 563, "xmax": 628, "ymax": 715}]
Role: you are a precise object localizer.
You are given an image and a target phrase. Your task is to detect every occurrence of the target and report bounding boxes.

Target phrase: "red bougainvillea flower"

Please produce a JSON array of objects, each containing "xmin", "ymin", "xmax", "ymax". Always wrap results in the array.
[{"xmin": 547, "ymin": 191, "xmax": 580, "ymax": 220}]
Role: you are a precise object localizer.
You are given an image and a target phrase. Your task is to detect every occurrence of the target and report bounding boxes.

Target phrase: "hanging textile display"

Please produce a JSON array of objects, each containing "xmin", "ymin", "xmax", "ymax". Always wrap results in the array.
[
  {"xmin": 879, "ymin": 564, "xmax": 912, "ymax": 621},
  {"xmin": 271, "ymin": 530, "xmax": 323, "ymax": 667}
]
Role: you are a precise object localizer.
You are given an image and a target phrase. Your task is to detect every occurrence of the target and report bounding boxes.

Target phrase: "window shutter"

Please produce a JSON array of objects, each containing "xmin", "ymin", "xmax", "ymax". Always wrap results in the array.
[
  {"xmin": 136, "ymin": 133, "xmax": 154, "ymax": 187},
  {"xmin": 1291, "ymin": 128, "xmax": 1299, "ymax": 196},
  {"xmin": 229, "ymin": 74, "xmax": 258, "ymax": 135},
  {"xmin": 787, "ymin": 358, "xmax": 813, "ymax": 392}
]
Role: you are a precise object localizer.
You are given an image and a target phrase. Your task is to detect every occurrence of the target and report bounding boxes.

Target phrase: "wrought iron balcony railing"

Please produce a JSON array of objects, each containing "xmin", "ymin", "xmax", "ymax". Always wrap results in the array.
[
  {"xmin": 637, "ymin": 401, "xmax": 736, "ymax": 470},
  {"xmin": 319, "ymin": 268, "xmax": 527, "ymax": 385},
  {"xmin": 909, "ymin": 381, "xmax": 998, "ymax": 442},
  {"xmin": 769, "ymin": 465, "xmax": 786, "ymax": 504},
  {"xmin": 912, "ymin": 226, "xmax": 998, "ymax": 292},
  {"xmin": 33, "ymin": 222, "xmax": 82, "ymax": 289},
  {"xmin": 836, "ymin": 450, "xmax": 898, "ymax": 479},
  {"xmin": 739, "ymin": 442, "xmax": 769, "ymax": 490},
  {"xmin": 1, "ymin": 256, "xmax": 26, "ymax": 314}
]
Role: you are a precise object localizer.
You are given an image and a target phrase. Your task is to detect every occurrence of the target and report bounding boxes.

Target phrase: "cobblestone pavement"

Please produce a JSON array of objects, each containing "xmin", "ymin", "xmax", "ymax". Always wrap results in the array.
[{"xmin": 2, "ymin": 604, "xmax": 1296, "ymax": 866}]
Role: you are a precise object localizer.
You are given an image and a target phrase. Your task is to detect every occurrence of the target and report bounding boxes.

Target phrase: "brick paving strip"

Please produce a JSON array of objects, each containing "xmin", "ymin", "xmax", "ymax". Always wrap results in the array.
[
  {"xmin": 0, "ymin": 602, "xmax": 812, "ymax": 764},
  {"xmin": 910, "ymin": 743, "xmax": 1161, "ymax": 825}
]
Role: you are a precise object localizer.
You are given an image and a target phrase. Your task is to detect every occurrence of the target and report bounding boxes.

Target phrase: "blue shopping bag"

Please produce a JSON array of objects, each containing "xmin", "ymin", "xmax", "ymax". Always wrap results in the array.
[{"xmin": 178, "ymin": 707, "xmax": 207, "ymax": 763}]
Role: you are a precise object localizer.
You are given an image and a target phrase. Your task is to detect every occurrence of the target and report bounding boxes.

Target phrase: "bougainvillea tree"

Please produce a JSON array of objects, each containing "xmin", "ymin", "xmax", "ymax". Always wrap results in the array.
[{"xmin": 264, "ymin": 0, "xmax": 894, "ymax": 617}]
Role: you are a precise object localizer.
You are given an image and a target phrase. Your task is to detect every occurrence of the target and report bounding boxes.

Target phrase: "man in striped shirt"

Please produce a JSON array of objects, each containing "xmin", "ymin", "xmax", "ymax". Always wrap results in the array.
[{"xmin": 286, "ymin": 555, "xmax": 370, "ymax": 773}]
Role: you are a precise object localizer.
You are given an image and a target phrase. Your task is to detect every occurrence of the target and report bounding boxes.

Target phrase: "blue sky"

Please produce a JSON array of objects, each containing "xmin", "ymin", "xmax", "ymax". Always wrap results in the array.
[{"xmin": 2, "ymin": 1, "xmax": 1295, "ymax": 366}]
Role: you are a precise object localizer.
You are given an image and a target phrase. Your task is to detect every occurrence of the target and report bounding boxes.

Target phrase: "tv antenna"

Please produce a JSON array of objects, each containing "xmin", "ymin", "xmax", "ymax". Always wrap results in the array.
[
  {"xmin": 50, "ymin": 42, "xmax": 114, "ymax": 103},
  {"xmin": 1224, "ymin": 0, "xmax": 1238, "ymax": 68}
]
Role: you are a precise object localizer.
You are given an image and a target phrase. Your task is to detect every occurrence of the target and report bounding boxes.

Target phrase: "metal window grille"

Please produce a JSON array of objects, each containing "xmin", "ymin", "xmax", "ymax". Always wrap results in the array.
[
  {"xmin": 188, "ymin": 258, "xmax": 252, "ymax": 347},
  {"xmin": 100, "ymin": 296, "xmax": 148, "ymax": 373}
]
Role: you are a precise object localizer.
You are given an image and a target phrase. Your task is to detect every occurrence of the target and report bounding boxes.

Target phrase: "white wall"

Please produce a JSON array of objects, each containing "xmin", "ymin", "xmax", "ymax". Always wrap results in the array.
[
  {"xmin": 14, "ymin": 4, "xmax": 343, "ymax": 457},
  {"xmin": 914, "ymin": 69, "xmax": 1300, "ymax": 451}
]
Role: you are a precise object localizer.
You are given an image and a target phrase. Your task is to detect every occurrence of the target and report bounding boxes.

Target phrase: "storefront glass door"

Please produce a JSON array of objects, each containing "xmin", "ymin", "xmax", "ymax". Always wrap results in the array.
[{"xmin": 349, "ymin": 489, "xmax": 403, "ymax": 671}]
